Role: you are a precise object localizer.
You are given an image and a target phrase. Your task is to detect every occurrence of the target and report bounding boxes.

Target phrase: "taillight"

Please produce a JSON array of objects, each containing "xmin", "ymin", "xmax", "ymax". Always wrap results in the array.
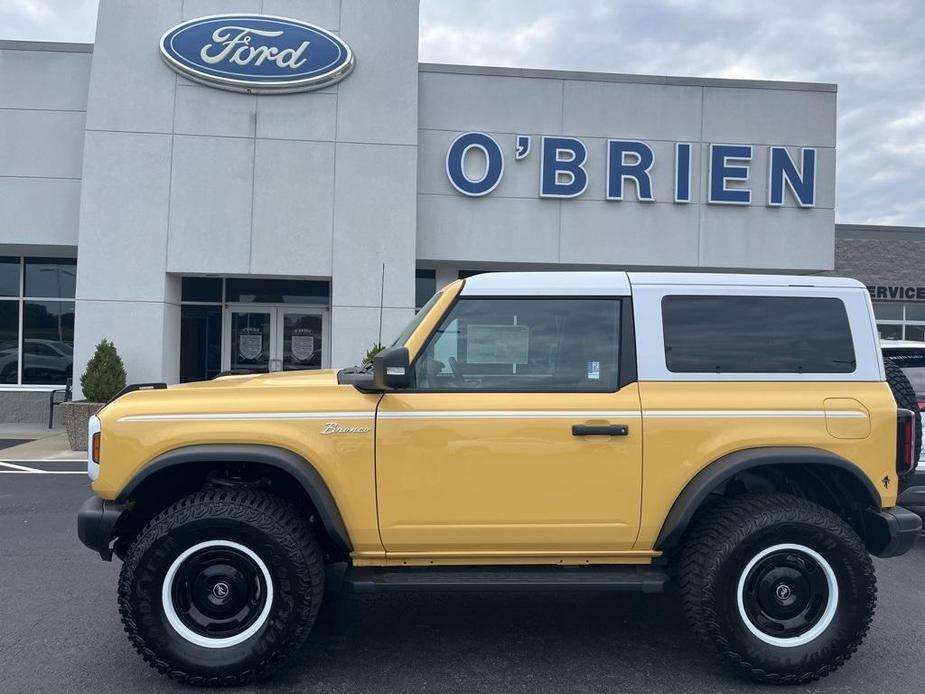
[
  {"xmin": 896, "ymin": 409, "xmax": 915, "ymax": 476},
  {"xmin": 917, "ymin": 400, "xmax": 925, "ymax": 412},
  {"xmin": 91, "ymin": 432, "xmax": 101, "ymax": 464}
]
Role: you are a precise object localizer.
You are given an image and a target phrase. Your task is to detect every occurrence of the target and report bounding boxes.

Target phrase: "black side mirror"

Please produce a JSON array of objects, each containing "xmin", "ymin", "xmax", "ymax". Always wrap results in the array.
[{"xmin": 372, "ymin": 347, "xmax": 411, "ymax": 390}]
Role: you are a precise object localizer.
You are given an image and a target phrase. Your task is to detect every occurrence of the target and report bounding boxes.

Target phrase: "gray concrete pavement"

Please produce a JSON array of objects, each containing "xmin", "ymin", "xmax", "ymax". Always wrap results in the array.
[{"xmin": 1, "ymin": 474, "xmax": 923, "ymax": 693}]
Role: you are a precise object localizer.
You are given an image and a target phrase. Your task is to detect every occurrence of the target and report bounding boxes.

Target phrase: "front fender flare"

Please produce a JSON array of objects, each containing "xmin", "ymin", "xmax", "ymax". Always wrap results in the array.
[
  {"xmin": 116, "ymin": 444, "xmax": 352, "ymax": 554},
  {"xmin": 654, "ymin": 446, "xmax": 881, "ymax": 553}
]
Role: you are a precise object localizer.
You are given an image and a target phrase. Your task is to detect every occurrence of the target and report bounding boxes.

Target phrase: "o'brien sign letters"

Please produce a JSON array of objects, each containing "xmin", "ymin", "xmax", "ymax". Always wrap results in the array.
[
  {"xmin": 159, "ymin": 14, "xmax": 354, "ymax": 94},
  {"xmin": 446, "ymin": 132, "xmax": 817, "ymax": 207}
]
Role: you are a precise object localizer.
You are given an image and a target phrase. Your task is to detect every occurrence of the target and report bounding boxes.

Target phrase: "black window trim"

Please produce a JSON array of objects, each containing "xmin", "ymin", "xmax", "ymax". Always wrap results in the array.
[{"xmin": 403, "ymin": 294, "xmax": 637, "ymax": 394}]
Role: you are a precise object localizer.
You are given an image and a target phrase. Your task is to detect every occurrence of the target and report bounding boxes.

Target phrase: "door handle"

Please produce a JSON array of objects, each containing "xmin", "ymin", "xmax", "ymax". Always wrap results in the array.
[{"xmin": 572, "ymin": 424, "xmax": 629, "ymax": 437}]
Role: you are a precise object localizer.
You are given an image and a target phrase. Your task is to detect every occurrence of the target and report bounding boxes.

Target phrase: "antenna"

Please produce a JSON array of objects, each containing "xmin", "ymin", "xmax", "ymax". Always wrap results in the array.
[{"xmin": 377, "ymin": 263, "xmax": 385, "ymax": 346}]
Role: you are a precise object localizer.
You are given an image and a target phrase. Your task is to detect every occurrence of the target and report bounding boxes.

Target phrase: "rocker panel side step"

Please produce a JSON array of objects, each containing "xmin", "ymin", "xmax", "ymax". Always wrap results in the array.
[{"xmin": 344, "ymin": 565, "xmax": 669, "ymax": 593}]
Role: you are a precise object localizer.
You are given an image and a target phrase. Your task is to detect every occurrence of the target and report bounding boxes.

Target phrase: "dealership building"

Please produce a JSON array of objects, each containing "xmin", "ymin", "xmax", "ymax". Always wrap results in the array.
[{"xmin": 0, "ymin": 0, "xmax": 922, "ymax": 420}]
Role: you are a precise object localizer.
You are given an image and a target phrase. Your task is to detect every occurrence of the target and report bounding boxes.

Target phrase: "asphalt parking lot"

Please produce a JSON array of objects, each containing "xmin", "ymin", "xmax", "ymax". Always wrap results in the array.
[{"xmin": 2, "ymin": 468, "xmax": 923, "ymax": 694}]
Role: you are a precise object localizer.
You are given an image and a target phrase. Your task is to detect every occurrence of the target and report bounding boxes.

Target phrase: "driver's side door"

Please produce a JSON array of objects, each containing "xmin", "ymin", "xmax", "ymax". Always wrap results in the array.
[{"xmin": 375, "ymin": 295, "xmax": 643, "ymax": 560}]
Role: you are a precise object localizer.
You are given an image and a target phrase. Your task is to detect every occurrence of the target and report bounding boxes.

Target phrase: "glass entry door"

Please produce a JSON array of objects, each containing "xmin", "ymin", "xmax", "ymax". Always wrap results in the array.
[{"xmin": 223, "ymin": 306, "xmax": 328, "ymax": 374}]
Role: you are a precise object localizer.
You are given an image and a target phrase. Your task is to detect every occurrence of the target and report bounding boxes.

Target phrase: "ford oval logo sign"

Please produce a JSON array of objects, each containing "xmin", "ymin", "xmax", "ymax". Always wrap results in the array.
[{"xmin": 159, "ymin": 14, "xmax": 354, "ymax": 94}]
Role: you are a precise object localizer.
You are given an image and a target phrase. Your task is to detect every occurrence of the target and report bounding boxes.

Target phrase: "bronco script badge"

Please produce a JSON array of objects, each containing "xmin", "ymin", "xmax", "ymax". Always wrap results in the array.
[
  {"xmin": 321, "ymin": 422, "xmax": 370, "ymax": 435},
  {"xmin": 159, "ymin": 14, "xmax": 354, "ymax": 94}
]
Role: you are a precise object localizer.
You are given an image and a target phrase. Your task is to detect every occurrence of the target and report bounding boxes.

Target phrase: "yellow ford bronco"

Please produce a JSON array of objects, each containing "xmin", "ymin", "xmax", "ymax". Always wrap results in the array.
[{"xmin": 78, "ymin": 272, "xmax": 923, "ymax": 686}]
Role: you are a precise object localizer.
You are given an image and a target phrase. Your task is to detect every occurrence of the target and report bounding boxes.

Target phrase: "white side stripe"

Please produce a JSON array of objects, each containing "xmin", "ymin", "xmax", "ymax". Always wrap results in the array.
[
  {"xmin": 378, "ymin": 410, "xmax": 639, "ymax": 419},
  {"xmin": 118, "ymin": 409, "xmax": 867, "ymax": 423},
  {"xmin": 642, "ymin": 410, "xmax": 865, "ymax": 419},
  {"xmin": 119, "ymin": 411, "xmax": 374, "ymax": 422}
]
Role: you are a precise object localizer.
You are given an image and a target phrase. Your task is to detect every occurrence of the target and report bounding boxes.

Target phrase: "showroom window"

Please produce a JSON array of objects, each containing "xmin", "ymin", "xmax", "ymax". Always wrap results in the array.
[
  {"xmin": 0, "ymin": 257, "xmax": 76, "ymax": 386},
  {"xmin": 412, "ymin": 297, "xmax": 621, "ymax": 391},
  {"xmin": 873, "ymin": 302, "xmax": 925, "ymax": 341}
]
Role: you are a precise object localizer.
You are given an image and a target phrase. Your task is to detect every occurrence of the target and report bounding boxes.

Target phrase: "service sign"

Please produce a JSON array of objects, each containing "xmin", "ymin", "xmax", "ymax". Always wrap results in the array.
[{"xmin": 159, "ymin": 14, "xmax": 354, "ymax": 94}]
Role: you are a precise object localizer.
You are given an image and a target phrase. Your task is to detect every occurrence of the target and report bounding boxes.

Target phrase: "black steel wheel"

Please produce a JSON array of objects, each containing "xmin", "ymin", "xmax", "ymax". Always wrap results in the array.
[
  {"xmin": 164, "ymin": 540, "xmax": 272, "ymax": 647},
  {"xmin": 118, "ymin": 489, "xmax": 324, "ymax": 686}
]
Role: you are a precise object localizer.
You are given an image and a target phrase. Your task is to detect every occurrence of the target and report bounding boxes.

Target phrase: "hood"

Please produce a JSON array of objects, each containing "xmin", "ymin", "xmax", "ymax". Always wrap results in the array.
[{"xmin": 170, "ymin": 369, "xmax": 340, "ymax": 390}]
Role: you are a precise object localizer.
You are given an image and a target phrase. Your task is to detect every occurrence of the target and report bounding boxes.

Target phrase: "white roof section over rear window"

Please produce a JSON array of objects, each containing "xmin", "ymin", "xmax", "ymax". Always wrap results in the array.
[
  {"xmin": 461, "ymin": 272, "xmax": 631, "ymax": 296},
  {"xmin": 627, "ymin": 273, "xmax": 866, "ymax": 289}
]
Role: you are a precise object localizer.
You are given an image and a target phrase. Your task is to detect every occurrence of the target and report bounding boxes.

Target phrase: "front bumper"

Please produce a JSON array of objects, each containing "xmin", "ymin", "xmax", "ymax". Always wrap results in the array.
[
  {"xmin": 77, "ymin": 496, "xmax": 127, "ymax": 561},
  {"xmin": 864, "ymin": 505, "xmax": 922, "ymax": 558}
]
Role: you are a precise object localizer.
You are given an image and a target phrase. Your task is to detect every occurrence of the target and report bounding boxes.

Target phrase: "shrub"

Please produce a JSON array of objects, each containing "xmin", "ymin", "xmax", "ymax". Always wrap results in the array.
[
  {"xmin": 81, "ymin": 339, "xmax": 127, "ymax": 402},
  {"xmin": 363, "ymin": 342, "xmax": 384, "ymax": 365}
]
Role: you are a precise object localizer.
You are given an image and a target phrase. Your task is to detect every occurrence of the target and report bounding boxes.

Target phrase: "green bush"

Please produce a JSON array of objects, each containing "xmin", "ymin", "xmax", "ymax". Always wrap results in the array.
[
  {"xmin": 81, "ymin": 339, "xmax": 127, "ymax": 402},
  {"xmin": 363, "ymin": 342, "xmax": 384, "ymax": 365}
]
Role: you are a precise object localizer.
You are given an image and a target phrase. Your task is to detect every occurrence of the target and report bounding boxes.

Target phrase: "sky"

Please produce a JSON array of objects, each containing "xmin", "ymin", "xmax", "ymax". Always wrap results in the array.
[{"xmin": 2, "ymin": 0, "xmax": 923, "ymax": 226}]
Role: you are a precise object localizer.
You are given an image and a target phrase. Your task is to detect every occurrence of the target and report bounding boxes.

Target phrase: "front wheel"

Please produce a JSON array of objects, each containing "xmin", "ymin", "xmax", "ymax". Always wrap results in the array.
[
  {"xmin": 118, "ymin": 489, "xmax": 324, "ymax": 686},
  {"xmin": 678, "ymin": 494, "xmax": 876, "ymax": 684}
]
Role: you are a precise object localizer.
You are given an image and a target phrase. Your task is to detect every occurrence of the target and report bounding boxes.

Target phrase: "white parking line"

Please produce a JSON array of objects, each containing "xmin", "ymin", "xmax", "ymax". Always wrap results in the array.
[{"xmin": 0, "ymin": 461, "xmax": 85, "ymax": 474}]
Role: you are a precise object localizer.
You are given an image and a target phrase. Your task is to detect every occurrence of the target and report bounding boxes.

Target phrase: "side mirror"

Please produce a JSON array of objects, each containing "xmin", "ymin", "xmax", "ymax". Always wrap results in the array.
[{"xmin": 372, "ymin": 347, "xmax": 411, "ymax": 390}]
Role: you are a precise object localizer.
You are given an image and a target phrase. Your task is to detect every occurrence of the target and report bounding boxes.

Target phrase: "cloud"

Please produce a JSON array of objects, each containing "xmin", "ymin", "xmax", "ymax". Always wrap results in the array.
[
  {"xmin": 0, "ymin": 0, "xmax": 95, "ymax": 42},
  {"xmin": 0, "ymin": 0, "xmax": 56, "ymax": 21}
]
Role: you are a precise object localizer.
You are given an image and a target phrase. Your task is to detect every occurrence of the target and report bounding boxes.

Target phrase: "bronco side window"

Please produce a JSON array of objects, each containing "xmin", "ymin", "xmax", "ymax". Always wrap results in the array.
[
  {"xmin": 662, "ymin": 295, "xmax": 856, "ymax": 374},
  {"xmin": 412, "ymin": 298, "xmax": 620, "ymax": 391}
]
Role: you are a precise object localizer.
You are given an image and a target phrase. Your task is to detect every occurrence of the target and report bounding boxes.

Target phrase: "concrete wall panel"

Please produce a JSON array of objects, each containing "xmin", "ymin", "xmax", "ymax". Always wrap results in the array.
[
  {"xmin": 166, "ymin": 134, "xmax": 254, "ymax": 274},
  {"xmin": 0, "ymin": 110, "xmax": 86, "ymax": 178},
  {"xmin": 85, "ymin": 0, "xmax": 181, "ymax": 134},
  {"xmin": 0, "ymin": 48, "xmax": 91, "ymax": 111},
  {"xmin": 0, "ymin": 178, "xmax": 81, "ymax": 247},
  {"xmin": 250, "ymin": 138, "xmax": 335, "ymax": 277},
  {"xmin": 76, "ymin": 131, "xmax": 172, "ymax": 302}
]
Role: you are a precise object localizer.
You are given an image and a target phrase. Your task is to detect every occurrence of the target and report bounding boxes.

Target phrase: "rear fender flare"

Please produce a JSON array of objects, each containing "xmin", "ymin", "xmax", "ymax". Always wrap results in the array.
[{"xmin": 654, "ymin": 446, "xmax": 881, "ymax": 552}]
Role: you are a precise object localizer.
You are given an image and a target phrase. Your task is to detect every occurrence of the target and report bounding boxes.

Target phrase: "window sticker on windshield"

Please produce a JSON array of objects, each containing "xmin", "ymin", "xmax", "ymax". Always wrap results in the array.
[{"xmin": 587, "ymin": 361, "xmax": 601, "ymax": 380}]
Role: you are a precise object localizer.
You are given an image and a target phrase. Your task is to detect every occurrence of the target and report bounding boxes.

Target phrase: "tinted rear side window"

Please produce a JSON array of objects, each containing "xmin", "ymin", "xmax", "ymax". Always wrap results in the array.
[{"xmin": 662, "ymin": 295, "xmax": 856, "ymax": 374}]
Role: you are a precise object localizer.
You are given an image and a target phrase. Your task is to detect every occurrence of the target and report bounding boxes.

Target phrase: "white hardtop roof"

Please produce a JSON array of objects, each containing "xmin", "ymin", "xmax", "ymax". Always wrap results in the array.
[{"xmin": 460, "ymin": 271, "xmax": 865, "ymax": 296}]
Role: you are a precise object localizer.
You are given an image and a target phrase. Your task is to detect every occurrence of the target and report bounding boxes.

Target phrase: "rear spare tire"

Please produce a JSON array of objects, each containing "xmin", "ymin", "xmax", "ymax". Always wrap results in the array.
[{"xmin": 885, "ymin": 359, "xmax": 922, "ymax": 467}]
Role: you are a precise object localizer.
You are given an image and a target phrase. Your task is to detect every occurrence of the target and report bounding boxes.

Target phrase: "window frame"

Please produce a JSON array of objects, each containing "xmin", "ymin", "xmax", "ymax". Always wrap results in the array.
[
  {"xmin": 632, "ymin": 285, "xmax": 881, "ymax": 382},
  {"xmin": 404, "ymin": 294, "xmax": 636, "ymax": 394},
  {"xmin": 0, "ymin": 256, "xmax": 77, "ymax": 389}
]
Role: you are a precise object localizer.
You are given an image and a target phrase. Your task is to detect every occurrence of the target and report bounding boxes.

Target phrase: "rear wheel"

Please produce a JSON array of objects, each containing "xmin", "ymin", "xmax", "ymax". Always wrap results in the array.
[
  {"xmin": 678, "ymin": 494, "xmax": 876, "ymax": 684},
  {"xmin": 118, "ymin": 488, "xmax": 324, "ymax": 686}
]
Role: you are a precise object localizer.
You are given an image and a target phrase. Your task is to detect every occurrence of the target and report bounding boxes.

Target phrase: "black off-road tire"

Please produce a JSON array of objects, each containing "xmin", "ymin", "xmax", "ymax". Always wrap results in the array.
[
  {"xmin": 885, "ymin": 359, "xmax": 922, "ymax": 467},
  {"xmin": 678, "ymin": 494, "xmax": 876, "ymax": 685},
  {"xmin": 118, "ymin": 488, "xmax": 324, "ymax": 686}
]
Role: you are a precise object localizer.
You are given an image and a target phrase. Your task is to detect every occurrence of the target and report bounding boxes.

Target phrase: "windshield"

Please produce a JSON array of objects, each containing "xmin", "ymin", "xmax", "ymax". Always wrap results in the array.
[
  {"xmin": 884, "ymin": 350, "xmax": 925, "ymax": 393},
  {"xmin": 391, "ymin": 291, "xmax": 443, "ymax": 348}
]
